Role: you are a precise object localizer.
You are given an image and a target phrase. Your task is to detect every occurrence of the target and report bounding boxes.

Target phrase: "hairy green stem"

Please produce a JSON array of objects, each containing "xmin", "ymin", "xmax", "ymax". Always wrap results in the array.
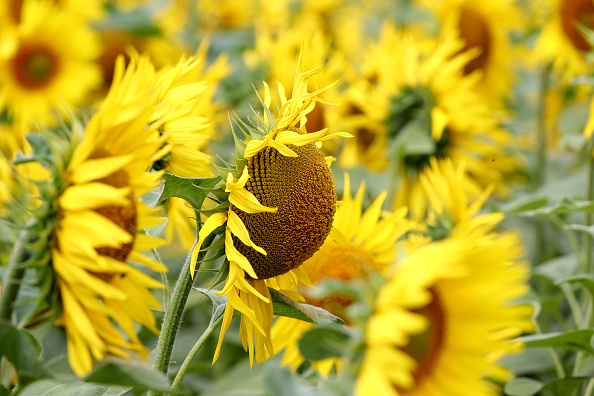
[
  {"xmin": 171, "ymin": 313, "xmax": 225, "ymax": 391},
  {"xmin": 0, "ymin": 230, "xmax": 30, "ymax": 321},
  {"xmin": 149, "ymin": 233, "xmax": 214, "ymax": 395},
  {"xmin": 152, "ymin": 248, "xmax": 170, "ymax": 312}
]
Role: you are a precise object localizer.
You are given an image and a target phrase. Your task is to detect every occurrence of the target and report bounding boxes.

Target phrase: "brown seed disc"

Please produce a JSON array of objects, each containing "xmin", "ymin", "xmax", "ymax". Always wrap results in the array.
[
  {"xmin": 232, "ymin": 142, "xmax": 336, "ymax": 280},
  {"xmin": 89, "ymin": 149, "xmax": 137, "ymax": 262}
]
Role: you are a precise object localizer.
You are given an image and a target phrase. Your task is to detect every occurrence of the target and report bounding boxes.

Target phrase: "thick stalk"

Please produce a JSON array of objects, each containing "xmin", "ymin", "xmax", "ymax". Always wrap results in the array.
[
  {"xmin": 0, "ymin": 230, "xmax": 30, "ymax": 321},
  {"xmin": 171, "ymin": 313, "xmax": 225, "ymax": 391},
  {"xmin": 149, "ymin": 233, "xmax": 214, "ymax": 394}
]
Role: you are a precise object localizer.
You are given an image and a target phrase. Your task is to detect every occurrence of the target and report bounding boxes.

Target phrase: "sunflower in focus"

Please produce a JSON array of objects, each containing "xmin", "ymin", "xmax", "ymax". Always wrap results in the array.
[
  {"xmin": 417, "ymin": 0, "xmax": 518, "ymax": 102},
  {"xmin": 533, "ymin": 0, "xmax": 594, "ymax": 79},
  {"xmin": 356, "ymin": 159, "xmax": 533, "ymax": 396},
  {"xmin": 191, "ymin": 59, "xmax": 351, "ymax": 367},
  {"xmin": 272, "ymin": 174, "xmax": 416, "ymax": 377},
  {"xmin": 339, "ymin": 24, "xmax": 517, "ymax": 218},
  {"xmin": 0, "ymin": 0, "xmax": 101, "ymax": 127},
  {"xmin": 48, "ymin": 54, "xmax": 212, "ymax": 376}
]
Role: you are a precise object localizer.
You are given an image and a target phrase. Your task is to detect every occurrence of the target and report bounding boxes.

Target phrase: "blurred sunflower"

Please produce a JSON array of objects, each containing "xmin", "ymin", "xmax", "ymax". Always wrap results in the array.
[
  {"xmin": 533, "ymin": 0, "xmax": 594, "ymax": 79},
  {"xmin": 356, "ymin": 159, "xmax": 533, "ymax": 396},
  {"xmin": 417, "ymin": 0, "xmax": 518, "ymax": 102},
  {"xmin": 0, "ymin": 0, "xmax": 101, "ymax": 126},
  {"xmin": 339, "ymin": 24, "xmax": 517, "ymax": 218},
  {"xmin": 272, "ymin": 174, "xmax": 416, "ymax": 377},
  {"xmin": 0, "ymin": 0, "xmax": 104, "ymax": 25},
  {"xmin": 244, "ymin": 24, "xmax": 345, "ymax": 154},
  {"xmin": 50, "ymin": 55, "xmax": 172, "ymax": 376},
  {"xmin": 191, "ymin": 59, "xmax": 350, "ymax": 367}
]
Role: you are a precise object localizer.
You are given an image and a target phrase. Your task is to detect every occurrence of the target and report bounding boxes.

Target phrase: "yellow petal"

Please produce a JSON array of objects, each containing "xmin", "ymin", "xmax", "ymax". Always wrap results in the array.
[
  {"xmin": 229, "ymin": 188, "xmax": 277, "ymax": 214},
  {"xmin": 227, "ymin": 210, "xmax": 266, "ymax": 255},
  {"xmin": 190, "ymin": 212, "xmax": 227, "ymax": 278}
]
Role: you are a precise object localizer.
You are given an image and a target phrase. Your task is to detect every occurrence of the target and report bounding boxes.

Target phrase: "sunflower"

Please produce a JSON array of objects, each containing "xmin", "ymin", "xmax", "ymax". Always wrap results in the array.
[
  {"xmin": 272, "ymin": 174, "xmax": 416, "ymax": 377},
  {"xmin": 338, "ymin": 24, "xmax": 517, "ymax": 218},
  {"xmin": 48, "ymin": 54, "xmax": 213, "ymax": 376},
  {"xmin": 533, "ymin": 0, "xmax": 594, "ymax": 79},
  {"xmin": 356, "ymin": 160, "xmax": 533, "ymax": 396},
  {"xmin": 0, "ymin": 0, "xmax": 101, "ymax": 127},
  {"xmin": 0, "ymin": 0, "xmax": 105, "ymax": 25},
  {"xmin": 416, "ymin": 0, "xmax": 518, "ymax": 103},
  {"xmin": 191, "ymin": 58, "xmax": 351, "ymax": 367}
]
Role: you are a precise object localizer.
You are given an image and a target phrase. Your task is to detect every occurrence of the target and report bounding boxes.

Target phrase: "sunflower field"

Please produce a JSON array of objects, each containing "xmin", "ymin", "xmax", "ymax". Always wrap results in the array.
[{"xmin": 3, "ymin": 0, "xmax": 594, "ymax": 395}]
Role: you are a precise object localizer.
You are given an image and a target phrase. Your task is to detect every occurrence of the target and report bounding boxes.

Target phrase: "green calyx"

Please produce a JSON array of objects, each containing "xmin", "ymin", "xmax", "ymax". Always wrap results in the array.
[{"xmin": 386, "ymin": 85, "xmax": 450, "ymax": 175}]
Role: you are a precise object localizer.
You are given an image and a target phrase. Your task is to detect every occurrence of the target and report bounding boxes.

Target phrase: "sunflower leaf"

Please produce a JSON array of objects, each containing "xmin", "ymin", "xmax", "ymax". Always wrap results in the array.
[
  {"xmin": 504, "ymin": 378, "xmax": 543, "ymax": 396},
  {"xmin": 555, "ymin": 274, "xmax": 594, "ymax": 296},
  {"xmin": 84, "ymin": 358, "xmax": 170, "ymax": 392},
  {"xmin": 268, "ymin": 288, "xmax": 345, "ymax": 325},
  {"xmin": 519, "ymin": 329, "xmax": 594, "ymax": 355},
  {"xmin": 298, "ymin": 325, "xmax": 351, "ymax": 360},
  {"xmin": 0, "ymin": 319, "xmax": 46, "ymax": 385},
  {"xmin": 18, "ymin": 379, "xmax": 130, "ymax": 396},
  {"xmin": 158, "ymin": 173, "xmax": 221, "ymax": 213}
]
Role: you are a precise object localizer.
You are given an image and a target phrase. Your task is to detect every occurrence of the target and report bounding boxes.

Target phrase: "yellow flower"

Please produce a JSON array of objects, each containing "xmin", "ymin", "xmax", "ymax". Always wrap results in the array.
[
  {"xmin": 533, "ymin": 0, "xmax": 594, "ymax": 79},
  {"xmin": 0, "ymin": 0, "xmax": 105, "ymax": 26},
  {"xmin": 272, "ymin": 174, "xmax": 416, "ymax": 377},
  {"xmin": 0, "ymin": 0, "xmax": 101, "ymax": 126},
  {"xmin": 416, "ymin": 0, "xmax": 519, "ymax": 103},
  {"xmin": 50, "ymin": 55, "xmax": 184, "ymax": 377},
  {"xmin": 192, "ymin": 59, "xmax": 350, "ymax": 368},
  {"xmin": 339, "ymin": 24, "xmax": 517, "ymax": 218},
  {"xmin": 356, "ymin": 160, "xmax": 533, "ymax": 395}
]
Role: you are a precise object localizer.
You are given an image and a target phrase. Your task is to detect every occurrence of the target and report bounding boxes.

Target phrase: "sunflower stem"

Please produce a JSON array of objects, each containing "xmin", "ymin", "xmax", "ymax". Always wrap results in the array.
[
  {"xmin": 585, "ymin": 135, "xmax": 594, "ymax": 276},
  {"xmin": 535, "ymin": 321, "xmax": 565, "ymax": 378},
  {"xmin": 0, "ymin": 229, "xmax": 30, "ymax": 321},
  {"xmin": 171, "ymin": 312, "xmax": 225, "ymax": 391},
  {"xmin": 534, "ymin": 63, "xmax": 552, "ymax": 265},
  {"xmin": 149, "ymin": 233, "xmax": 214, "ymax": 394},
  {"xmin": 152, "ymin": 248, "xmax": 170, "ymax": 312}
]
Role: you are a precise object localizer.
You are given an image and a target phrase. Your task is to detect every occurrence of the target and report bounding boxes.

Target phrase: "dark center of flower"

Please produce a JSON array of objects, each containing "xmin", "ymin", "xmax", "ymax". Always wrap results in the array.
[
  {"xmin": 400, "ymin": 289, "xmax": 445, "ymax": 388},
  {"xmin": 89, "ymin": 149, "xmax": 137, "ymax": 262},
  {"xmin": 561, "ymin": 0, "xmax": 594, "ymax": 52},
  {"xmin": 232, "ymin": 138, "xmax": 336, "ymax": 280},
  {"xmin": 387, "ymin": 86, "xmax": 450, "ymax": 175},
  {"xmin": 458, "ymin": 6, "xmax": 492, "ymax": 75},
  {"xmin": 13, "ymin": 43, "xmax": 59, "ymax": 89},
  {"xmin": 301, "ymin": 241, "xmax": 376, "ymax": 323}
]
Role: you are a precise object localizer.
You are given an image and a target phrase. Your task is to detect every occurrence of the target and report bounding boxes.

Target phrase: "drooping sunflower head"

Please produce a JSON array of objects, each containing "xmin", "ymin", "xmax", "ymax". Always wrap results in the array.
[
  {"xmin": 192, "ymin": 58, "xmax": 351, "ymax": 367},
  {"xmin": 0, "ymin": 0, "xmax": 101, "ymax": 126}
]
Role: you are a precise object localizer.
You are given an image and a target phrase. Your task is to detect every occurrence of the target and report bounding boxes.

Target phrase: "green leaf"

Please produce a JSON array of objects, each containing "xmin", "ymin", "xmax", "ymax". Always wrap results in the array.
[
  {"xmin": 565, "ymin": 224, "xmax": 594, "ymax": 239},
  {"xmin": 18, "ymin": 379, "xmax": 130, "ymax": 396},
  {"xmin": 533, "ymin": 254, "xmax": 578, "ymax": 281},
  {"xmin": 83, "ymin": 358, "xmax": 170, "ymax": 392},
  {"xmin": 501, "ymin": 196, "xmax": 549, "ymax": 215},
  {"xmin": 0, "ymin": 319, "xmax": 46, "ymax": 384},
  {"xmin": 141, "ymin": 183, "xmax": 165, "ymax": 208},
  {"xmin": 194, "ymin": 287, "xmax": 228, "ymax": 325},
  {"xmin": 510, "ymin": 197, "xmax": 594, "ymax": 217},
  {"xmin": 269, "ymin": 288, "xmax": 345, "ymax": 325},
  {"xmin": 298, "ymin": 325, "xmax": 351, "ymax": 360},
  {"xmin": 504, "ymin": 378, "xmax": 543, "ymax": 396},
  {"xmin": 555, "ymin": 274, "xmax": 594, "ymax": 296},
  {"xmin": 542, "ymin": 377, "xmax": 590, "ymax": 396},
  {"xmin": 520, "ymin": 329, "xmax": 594, "ymax": 355},
  {"xmin": 158, "ymin": 173, "xmax": 221, "ymax": 213}
]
